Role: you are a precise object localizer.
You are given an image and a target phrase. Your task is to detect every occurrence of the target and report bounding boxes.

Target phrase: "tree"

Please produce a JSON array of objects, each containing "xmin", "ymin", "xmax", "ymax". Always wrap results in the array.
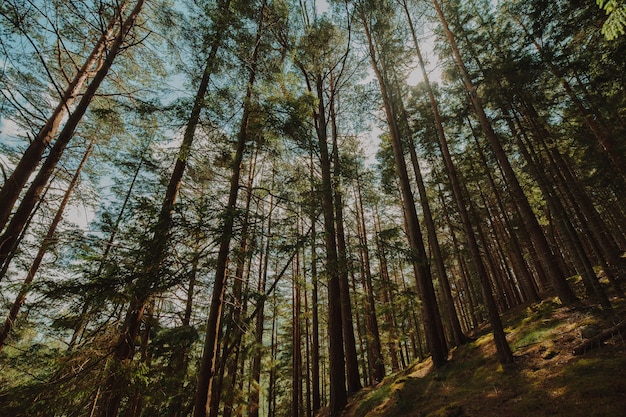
[
  {"xmin": 597, "ymin": 0, "xmax": 626, "ymax": 39},
  {"xmin": 0, "ymin": 0, "xmax": 147, "ymax": 273},
  {"xmin": 432, "ymin": 0, "xmax": 578, "ymax": 307},
  {"xmin": 357, "ymin": 0, "xmax": 448, "ymax": 368},
  {"xmin": 0, "ymin": 1, "xmax": 119, "ymax": 229},
  {"xmin": 194, "ymin": 2, "xmax": 267, "ymax": 415}
]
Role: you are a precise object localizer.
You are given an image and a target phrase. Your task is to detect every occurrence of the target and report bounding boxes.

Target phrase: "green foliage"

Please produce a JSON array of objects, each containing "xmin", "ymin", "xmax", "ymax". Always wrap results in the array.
[{"xmin": 597, "ymin": 0, "xmax": 626, "ymax": 39}]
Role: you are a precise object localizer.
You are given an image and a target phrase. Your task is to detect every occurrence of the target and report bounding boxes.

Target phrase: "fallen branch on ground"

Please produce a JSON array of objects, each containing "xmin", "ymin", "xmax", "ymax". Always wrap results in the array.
[{"xmin": 572, "ymin": 320, "xmax": 626, "ymax": 355}]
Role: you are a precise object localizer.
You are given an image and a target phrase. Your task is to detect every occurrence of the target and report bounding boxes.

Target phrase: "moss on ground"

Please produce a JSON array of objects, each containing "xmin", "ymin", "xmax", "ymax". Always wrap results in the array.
[{"xmin": 341, "ymin": 298, "xmax": 626, "ymax": 417}]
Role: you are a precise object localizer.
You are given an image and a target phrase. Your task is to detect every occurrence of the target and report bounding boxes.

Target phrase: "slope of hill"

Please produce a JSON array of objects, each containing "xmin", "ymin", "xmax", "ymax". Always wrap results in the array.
[{"xmin": 340, "ymin": 298, "xmax": 626, "ymax": 417}]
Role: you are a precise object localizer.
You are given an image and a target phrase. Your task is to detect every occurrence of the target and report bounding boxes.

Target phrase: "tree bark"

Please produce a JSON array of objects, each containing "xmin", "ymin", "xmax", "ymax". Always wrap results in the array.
[
  {"xmin": 0, "ymin": 140, "xmax": 93, "ymax": 352},
  {"xmin": 0, "ymin": 0, "xmax": 146, "ymax": 273},
  {"xmin": 432, "ymin": 0, "xmax": 578, "ymax": 306},
  {"xmin": 0, "ymin": 6, "xmax": 118, "ymax": 230}
]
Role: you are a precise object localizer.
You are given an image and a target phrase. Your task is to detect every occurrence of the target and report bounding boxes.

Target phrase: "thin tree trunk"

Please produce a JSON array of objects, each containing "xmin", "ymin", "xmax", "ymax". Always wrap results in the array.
[
  {"xmin": 249, "ymin": 175, "xmax": 274, "ymax": 417},
  {"xmin": 0, "ymin": 0, "xmax": 145, "ymax": 272},
  {"xmin": 68, "ymin": 148, "xmax": 147, "ymax": 351},
  {"xmin": 217, "ymin": 147, "xmax": 259, "ymax": 417},
  {"xmin": 521, "ymin": 25, "xmax": 626, "ymax": 181},
  {"xmin": 359, "ymin": 3, "xmax": 448, "ymax": 368},
  {"xmin": 465, "ymin": 123, "xmax": 540, "ymax": 303},
  {"xmin": 406, "ymin": 135, "xmax": 467, "ymax": 345},
  {"xmin": 0, "ymin": 7, "xmax": 119, "ymax": 230},
  {"xmin": 374, "ymin": 210, "xmax": 401, "ymax": 372},
  {"xmin": 194, "ymin": 4, "xmax": 262, "ymax": 414},
  {"xmin": 0, "ymin": 140, "xmax": 93, "ymax": 352},
  {"xmin": 309, "ymin": 155, "xmax": 321, "ymax": 414},
  {"xmin": 432, "ymin": 0, "xmax": 577, "ymax": 306},
  {"xmin": 355, "ymin": 176, "xmax": 385, "ymax": 383},
  {"xmin": 400, "ymin": 0, "xmax": 469, "ymax": 346},
  {"xmin": 292, "ymin": 248, "xmax": 302, "ymax": 417},
  {"xmin": 268, "ymin": 290, "xmax": 278, "ymax": 417}
]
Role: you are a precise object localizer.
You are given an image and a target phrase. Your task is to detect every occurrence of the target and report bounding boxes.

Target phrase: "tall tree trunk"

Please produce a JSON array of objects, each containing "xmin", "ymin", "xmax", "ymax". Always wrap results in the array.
[
  {"xmin": 329, "ymin": 83, "xmax": 362, "ymax": 393},
  {"xmin": 313, "ymin": 71, "xmax": 347, "ymax": 416},
  {"xmin": 354, "ymin": 177, "xmax": 385, "ymax": 383},
  {"xmin": 292, "ymin": 248, "xmax": 303, "ymax": 417},
  {"xmin": 68, "ymin": 146, "xmax": 147, "ymax": 351},
  {"xmin": 0, "ymin": 6, "xmax": 119, "ymax": 230},
  {"xmin": 374, "ymin": 210, "xmax": 400, "ymax": 372},
  {"xmin": 0, "ymin": 140, "xmax": 93, "ymax": 352},
  {"xmin": 216, "ymin": 148, "xmax": 259, "ymax": 417},
  {"xmin": 358, "ymin": 3, "xmax": 448, "ymax": 368},
  {"xmin": 520, "ymin": 24, "xmax": 626, "ymax": 181},
  {"xmin": 0, "ymin": 0, "xmax": 145, "ymax": 272},
  {"xmin": 309, "ymin": 154, "xmax": 321, "ymax": 414},
  {"xmin": 268, "ymin": 291, "xmax": 278, "ymax": 417},
  {"xmin": 406, "ymin": 133, "xmax": 467, "ymax": 346},
  {"xmin": 432, "ymin": 0, "xmax": 578, "ymax": 306},
  {"xmin": 249, "ymin": 175, "xmax": 274, "ymax": 417},
  {"xmin": 400, "ymin": 0, "xmax": 511, "ymax": 362},
  {"xmin": 514, "ymin": 123, "xmax": 613, "ymax": 310},
  {"xmin": 96, "ymin": 3, "xmax": 229, "ymax": 413},
  {"xmin": 194, "ymin": 4, "xmax": 262, "ymax": 414}
]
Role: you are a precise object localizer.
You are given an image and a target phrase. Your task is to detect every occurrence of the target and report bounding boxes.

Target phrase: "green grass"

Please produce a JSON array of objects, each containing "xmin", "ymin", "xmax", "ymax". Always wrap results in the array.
[{"xmin": 343, "ymin": 299, "xmax": 626, "ymax": 417}]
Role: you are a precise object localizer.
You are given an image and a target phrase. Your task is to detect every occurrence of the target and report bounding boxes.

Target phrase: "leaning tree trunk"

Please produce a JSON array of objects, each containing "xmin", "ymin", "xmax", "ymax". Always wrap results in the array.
[
  {"xmin": 217, "ymin": 148, "xmax": 259, "ymax": 417},
  {"xmin": 432, "ymin": 0, "xmax": 578, "ymax": 306},
  {"xmin": 0, "ymin": 0, "xmax": 146, "ymax": 273},
  {"xmin": 194, "ymin": 4, "xmax": 260, "ymax": 414},
  {"xmin": 359, "ymin": 3, "xmax": 448, "ymax": 368},
  {"xmin": 97, "ymin": 3, "xmax": 229, "ymax": 413},
  {"xmin": 0, "ymin": 140, "xmax": 93, "ymax": 352},
  {"xmin": 521, "ymin": 25, "xmax": 626, "ymax": 181},
  {"xmin": 0, "ymin": 6, "xmax": 119, "ymax": 230}
]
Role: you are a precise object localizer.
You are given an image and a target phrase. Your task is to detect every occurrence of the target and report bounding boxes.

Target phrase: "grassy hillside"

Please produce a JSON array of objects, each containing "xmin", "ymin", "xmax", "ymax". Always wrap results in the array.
[{"xmin": 340, "ymin": 299, "xmax": 626, "ymax": 417}]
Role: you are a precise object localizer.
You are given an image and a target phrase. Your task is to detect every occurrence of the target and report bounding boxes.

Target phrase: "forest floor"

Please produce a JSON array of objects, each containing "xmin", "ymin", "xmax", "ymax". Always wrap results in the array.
[{"xmin": 337, "ymin": 292, "xmax": 626, "ymax": 417}]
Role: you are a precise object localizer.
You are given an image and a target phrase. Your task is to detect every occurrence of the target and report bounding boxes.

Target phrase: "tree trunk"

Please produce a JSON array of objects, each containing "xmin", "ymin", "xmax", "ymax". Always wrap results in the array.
[
  {"xmin": 0, "ymin": 140, "xmax": 93, "ymax": 352},
  {"xmin": 0, "ymin": 7, "xmax": 119, "ymax": 230},
  {"xmin": 68, "ymin": 145, "xmax": 147, "ymax": 350},
  {"xmin": 329, "ymin": 83, "xmax": 362, "ymax": 393},
  {"xmin": 432, "ymin": 0, "xmax": 578, "ymax": 306},
  {"xmin": 354, "ymin": 177, "xmax": 385, "ymax": 383},
  {"xmin": 217, "ymin": 148, "xmax": 259, "ymax": 417},
  {"xmin": 522, "ymin": 25, "xmax": 626, "ymax": 181},
  {"xmin": 249, "ymin": 176, "xmax": 274, "ymax": 417},
  {"xmin": 292, "ymin": 249, "xmax": 303, "ymax": 417},
  {"xmin": 313, "ymin": 71, "xmax": 347, "ymax": 416},
  {"xmin": 0, "ymin": 0, "xmax": 146, "ymax": 273},
  {"xmin": 195, "ymin": 4, "xmax": 262, "ymax": 413},
  {"xmin": 309, "ymin": 155, "xmax": 321, "ymax": 414},
  {"xmin": 374, "ymin": 210, "xmax": 401, "ymax": 372},
  {"xmin": 359, "ymin": 3, "xmax": 448, "ymax": 368}
]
